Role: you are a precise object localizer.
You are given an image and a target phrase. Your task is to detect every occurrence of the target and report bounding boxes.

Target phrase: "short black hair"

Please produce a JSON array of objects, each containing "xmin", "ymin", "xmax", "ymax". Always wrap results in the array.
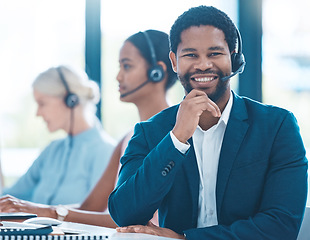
[
  {"xmin": 169, "ymin": 5, "xmax": 237, "ymax": 54},
  {"xmin": 126, "ymin": 30, "xmax": 177, "ymax": 90}
]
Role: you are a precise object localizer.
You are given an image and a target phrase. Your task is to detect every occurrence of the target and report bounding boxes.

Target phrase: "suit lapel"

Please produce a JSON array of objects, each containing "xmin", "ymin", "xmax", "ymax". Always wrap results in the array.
[
  {"xmin": 183, "ymin": 137, "xmax": 200, "ymax": 227},
  {"xmin": 216, "ymin": 93, "xmax": 249, "ymax": 216}
]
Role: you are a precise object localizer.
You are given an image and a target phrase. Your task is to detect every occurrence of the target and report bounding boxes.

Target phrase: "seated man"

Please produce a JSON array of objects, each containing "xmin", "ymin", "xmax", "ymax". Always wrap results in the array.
[{"xmin": 108, "ymin": 5, "xmax": 308, "ymax": 240}]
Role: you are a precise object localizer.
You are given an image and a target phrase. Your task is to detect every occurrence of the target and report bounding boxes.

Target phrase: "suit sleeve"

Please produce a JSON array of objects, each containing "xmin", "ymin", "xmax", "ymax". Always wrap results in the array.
[
  {"xmin": 184, "ymin": 111, "xmax": 308, "ymax": 240},
  {"xmin": 108, "ymin": 122, "xmax": 187, "ymax": 227}
]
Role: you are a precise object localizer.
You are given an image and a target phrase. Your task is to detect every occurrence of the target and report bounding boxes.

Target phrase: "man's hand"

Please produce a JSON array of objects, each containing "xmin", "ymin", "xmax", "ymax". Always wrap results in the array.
[
  {"xmin": 116, "ymin": 221, "xmax": 185, "ymax": 239},
  {"xmin": 172, "ymin": 89, "xmax": 221, "ymax": 143},
  {"xmin": 0, "ymin": 195, "xmax": 55, "ymax": 218}
]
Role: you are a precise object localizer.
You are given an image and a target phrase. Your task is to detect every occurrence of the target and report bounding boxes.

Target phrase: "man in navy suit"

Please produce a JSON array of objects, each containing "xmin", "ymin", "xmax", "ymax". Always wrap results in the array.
[{"xmin": 108, "ymin": 6, "xmax": 308, "ymax": 239}]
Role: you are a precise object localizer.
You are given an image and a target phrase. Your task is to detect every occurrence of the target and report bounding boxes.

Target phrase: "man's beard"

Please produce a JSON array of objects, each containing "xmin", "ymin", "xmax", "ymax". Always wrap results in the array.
[{"xmin": 178, "ymin": 70, "xmax": 229, "ymax": 103}]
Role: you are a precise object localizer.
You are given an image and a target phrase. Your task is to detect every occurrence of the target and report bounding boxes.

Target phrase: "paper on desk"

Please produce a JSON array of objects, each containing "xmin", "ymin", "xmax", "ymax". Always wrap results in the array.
[
  {"xmin": 0, "ymin": 221, "xmax": 79, "ymax": 235},
  {"xmin": 1, "ymin": 221, "xmax": 46, "ymax": 229}
]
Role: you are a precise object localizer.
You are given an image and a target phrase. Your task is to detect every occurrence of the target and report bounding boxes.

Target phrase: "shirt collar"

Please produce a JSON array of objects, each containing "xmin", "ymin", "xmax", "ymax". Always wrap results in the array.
[{"xmin": 220, "ymin": 91, "xmax": 233, "ymax": 126}]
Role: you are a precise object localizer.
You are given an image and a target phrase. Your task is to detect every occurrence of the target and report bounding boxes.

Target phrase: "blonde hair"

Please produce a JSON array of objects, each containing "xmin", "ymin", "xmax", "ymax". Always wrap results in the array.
[
  {"xmin": 32, "ymin": 65, "xmax": 100, "ymax": 123},
  {"xmin": 32, "ymin": 65, "xmax": 100, "ymax": 104}
]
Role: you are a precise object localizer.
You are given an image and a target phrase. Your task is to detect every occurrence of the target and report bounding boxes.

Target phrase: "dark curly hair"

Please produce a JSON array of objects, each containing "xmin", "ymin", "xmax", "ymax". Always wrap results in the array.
[
  {"xmin": 126, "ymin": 30, "xmax": 177, "ymax": 91},
  {"xmin": 169, "ymin": 5, "xmax": 237, "ymax": 54}
]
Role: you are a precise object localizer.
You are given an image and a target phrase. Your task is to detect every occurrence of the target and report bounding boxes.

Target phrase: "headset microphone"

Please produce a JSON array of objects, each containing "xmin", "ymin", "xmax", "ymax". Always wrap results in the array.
[
  {"xmin": 221, "ymin": 28, "xmax": 246, "ymax": 81},
  {"xmin": 220, "ymin": 64, "xmax": 244, "ymax": 81},
  {"xmin": 120, "ymin": 79, "xmax": 150, "ymax": 98}
]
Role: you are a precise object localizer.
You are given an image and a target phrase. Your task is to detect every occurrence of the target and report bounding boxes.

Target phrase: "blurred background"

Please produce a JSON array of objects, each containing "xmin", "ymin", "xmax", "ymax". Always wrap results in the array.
[{"xmin": 0, "ymin": 0, "xmax": 309, "ymax": 203}]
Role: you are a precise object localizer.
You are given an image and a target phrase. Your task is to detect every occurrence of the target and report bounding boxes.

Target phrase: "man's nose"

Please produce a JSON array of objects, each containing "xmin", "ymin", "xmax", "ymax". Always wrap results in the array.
[{"xmin": 194, "ymin": 57, "xmax": 213, "ymax": 71}]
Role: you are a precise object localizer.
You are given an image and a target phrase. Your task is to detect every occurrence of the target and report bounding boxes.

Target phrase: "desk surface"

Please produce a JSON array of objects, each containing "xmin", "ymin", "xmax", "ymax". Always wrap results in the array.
[{"xmin": 60, "ymin": 221, "xmax": 176, "ymax": 240}]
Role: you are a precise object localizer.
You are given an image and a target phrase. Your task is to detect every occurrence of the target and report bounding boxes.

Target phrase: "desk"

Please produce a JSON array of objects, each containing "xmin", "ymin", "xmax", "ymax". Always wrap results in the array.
[
  {"xmin": 59, "ymin": 222, "xmax": 176, "ymax": 240},
  {"xmin": 0, "ymin": 220, "xmax": 176, "ymax": 240}
]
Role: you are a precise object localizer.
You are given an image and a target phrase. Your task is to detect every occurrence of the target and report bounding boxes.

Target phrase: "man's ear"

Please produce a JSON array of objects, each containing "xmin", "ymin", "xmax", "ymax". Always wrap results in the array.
[{"xmin": 169, "ymin": 51, "xmax": 177, "ymax": 73}]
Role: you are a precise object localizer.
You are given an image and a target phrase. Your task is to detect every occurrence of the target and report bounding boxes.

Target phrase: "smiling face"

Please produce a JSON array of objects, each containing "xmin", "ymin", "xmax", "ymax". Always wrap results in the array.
[
  {"xmin": 33, "ymin": 89, "xmax": 71, "ymax": 133},
  {"xmin": 170, "ymin": 25, "xmax": 232, "ymax": 103},
  {"xmin": 116, "ymin": 41, "xmax": 152, "ymax": 103}
]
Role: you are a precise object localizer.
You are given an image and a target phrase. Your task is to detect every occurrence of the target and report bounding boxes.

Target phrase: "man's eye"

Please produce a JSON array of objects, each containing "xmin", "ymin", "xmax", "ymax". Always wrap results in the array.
[
  {"xmin": 183, "ymin": 53, "xmax": 197, "ymax": 58},
  {"xmin": 210, "ymin": 52, "xmax": 222, "ymax": 57}
]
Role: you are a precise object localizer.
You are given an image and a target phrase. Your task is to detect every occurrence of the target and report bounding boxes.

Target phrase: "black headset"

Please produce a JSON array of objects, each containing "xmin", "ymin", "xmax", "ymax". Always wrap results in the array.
[
  {"xmin": 221, "ymin": 28, "xmax": 246, "ymax": 81},
  {"xmin": 141, "ymin": 31, "xmax": 165, "ymax": 82},
  {"xmin": 231, "ymin": 28, "xmax": 245, "ymax": 73},
  {"xmin": 56, "ymin": 67, "xmax": 79, "ymax": 108}
]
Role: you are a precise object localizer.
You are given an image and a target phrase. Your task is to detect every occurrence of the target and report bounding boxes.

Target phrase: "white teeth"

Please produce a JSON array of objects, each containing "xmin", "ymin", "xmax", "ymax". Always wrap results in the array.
[{"xmin": 194, "ymin": 77, "xmax": 214, "ymax": 82}]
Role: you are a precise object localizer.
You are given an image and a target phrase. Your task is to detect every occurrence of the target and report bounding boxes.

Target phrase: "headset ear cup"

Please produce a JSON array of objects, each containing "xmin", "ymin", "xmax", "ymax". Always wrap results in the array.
[
  {"xmin": 65, "ymin": 93, "xmax": 79, "ymax": 108},
  {"xmin": 231, "ymin": 52, "xmax": 245, "ymax": 73},
  {"xmin": 148, "ymin": 65, "xmax": 164, "ymax": 82}
]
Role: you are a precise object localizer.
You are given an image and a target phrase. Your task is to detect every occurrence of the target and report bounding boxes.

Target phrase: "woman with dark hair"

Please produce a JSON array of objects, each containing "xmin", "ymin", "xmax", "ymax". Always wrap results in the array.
[{"xmin": 0, "ymin": 30, "xmax": 177, "ymax": 228}]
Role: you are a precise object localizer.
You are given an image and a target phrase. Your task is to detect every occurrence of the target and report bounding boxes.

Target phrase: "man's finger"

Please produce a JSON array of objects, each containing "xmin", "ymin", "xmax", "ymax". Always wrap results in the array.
[{"xmin": 185, "ymin": 89, "xmax": 206, "ymax": 99}]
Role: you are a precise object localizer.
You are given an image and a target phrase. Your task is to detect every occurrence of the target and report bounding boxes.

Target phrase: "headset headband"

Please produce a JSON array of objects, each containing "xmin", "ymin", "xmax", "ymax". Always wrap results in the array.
[{"xmin": 141, "ymin": 31, "xmax": 157, "ymax": 66}]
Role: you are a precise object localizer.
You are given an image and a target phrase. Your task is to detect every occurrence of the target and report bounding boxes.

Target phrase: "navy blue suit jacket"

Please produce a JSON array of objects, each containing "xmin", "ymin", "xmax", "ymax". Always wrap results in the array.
[{"xmin": 109, "ymin": 92, "xmax": 308, "ymax": 239}]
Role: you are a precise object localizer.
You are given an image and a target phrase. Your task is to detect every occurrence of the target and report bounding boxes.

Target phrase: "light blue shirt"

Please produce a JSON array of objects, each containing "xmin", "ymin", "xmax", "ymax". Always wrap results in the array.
[{"xmin": 3, "ymin": 127, "xmax": 115, "ymax": 205}]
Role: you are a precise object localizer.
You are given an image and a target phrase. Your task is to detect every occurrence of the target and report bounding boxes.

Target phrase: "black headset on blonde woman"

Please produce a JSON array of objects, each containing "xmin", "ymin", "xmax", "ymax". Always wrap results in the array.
[{"xmin": 56, "ymin": 67, "xmax": 80, "ymax": 108}]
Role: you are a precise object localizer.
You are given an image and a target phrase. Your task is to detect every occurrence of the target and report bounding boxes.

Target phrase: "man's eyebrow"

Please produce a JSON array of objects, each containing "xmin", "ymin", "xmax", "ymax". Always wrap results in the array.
[
  {"xmin": 180, "ymin": 46, "xmax": 226, "ymax": 53},
  {"xmin": 180, "ymin": 48, "xmax": 197, "ymax": 53},
  {"xmin": 209, "ymin": 46, "xmax": 226, "ymax": 51}
]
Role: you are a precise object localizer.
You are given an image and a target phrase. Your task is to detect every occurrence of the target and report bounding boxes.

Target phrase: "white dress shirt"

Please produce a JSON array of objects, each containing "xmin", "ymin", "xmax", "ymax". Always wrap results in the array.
[{"xmin": 170, "ymin": 92, "xmax": 233, "ymax": 228}]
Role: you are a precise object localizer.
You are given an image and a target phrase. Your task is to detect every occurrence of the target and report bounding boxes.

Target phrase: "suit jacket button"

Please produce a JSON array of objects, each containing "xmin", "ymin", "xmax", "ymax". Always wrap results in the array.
[{"xmin": 161, "ymin": 170, "xmax": 167, "ymax": 176}]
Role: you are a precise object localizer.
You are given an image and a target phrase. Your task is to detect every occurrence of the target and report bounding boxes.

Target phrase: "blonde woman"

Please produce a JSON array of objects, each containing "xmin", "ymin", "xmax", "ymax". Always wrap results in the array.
[{"xmin": 1, "ymin": 65, "xmax": 115, "ymax": 205}]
